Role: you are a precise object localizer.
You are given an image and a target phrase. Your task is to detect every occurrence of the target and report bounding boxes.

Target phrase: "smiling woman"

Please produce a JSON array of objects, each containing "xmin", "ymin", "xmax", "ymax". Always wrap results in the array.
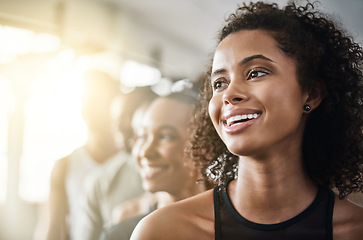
[
  {"xmin": 130, "ymin": 2, "xmax": 363, "ymax": 240},
  {"xmin": 134, "ymin": 95, "xmax": 201, "ymax": 194},
  {"xmin": 99, "ymin": 80, "xmax": 209, "ymax": 240}
]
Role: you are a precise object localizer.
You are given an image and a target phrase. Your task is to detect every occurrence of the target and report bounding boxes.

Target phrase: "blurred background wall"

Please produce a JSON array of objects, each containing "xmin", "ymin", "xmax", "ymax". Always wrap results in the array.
[{"xmin": 0, "ymin": 0, "xmax": 361, "ymax": 239}]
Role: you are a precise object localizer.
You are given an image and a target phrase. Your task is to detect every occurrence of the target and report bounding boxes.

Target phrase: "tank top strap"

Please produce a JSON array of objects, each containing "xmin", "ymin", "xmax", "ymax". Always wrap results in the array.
[
  {"xmin": 214, "ymin": 181, "xmax": 231, "ymax": 240},
  {"xmin": 326, "ymin": 188, "xmax": 335, "ymax": 240},
  {"xmin": 213, "ymin": 185, "xmax": 222, "ymax": 240}
]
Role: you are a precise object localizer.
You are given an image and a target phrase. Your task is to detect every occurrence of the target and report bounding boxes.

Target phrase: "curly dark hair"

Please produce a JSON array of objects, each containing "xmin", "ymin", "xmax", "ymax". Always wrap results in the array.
[{"xmin": 188, "ymin": 1, "xmax": 363, "ymax": 198}]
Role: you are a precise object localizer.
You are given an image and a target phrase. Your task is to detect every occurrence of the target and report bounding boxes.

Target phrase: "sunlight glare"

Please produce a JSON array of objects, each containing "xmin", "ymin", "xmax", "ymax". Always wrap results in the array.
[
  {"xmin": 0, "ymin": 75, "xmax": 13, "ymax": 203},
  {"xmin": 31, "ymin": 33, "xmax": 61, "ymax": 54},
  {"xmin": 19, "ymin": 60, "xmax": 87, "ymax": 202},
  {"xmin": 120, "ymin": 60, "xmax": 161, "ymax": 87},
  {"xmin": 0, "ymin": 25, "xmax": 60, "ymax": 56}
]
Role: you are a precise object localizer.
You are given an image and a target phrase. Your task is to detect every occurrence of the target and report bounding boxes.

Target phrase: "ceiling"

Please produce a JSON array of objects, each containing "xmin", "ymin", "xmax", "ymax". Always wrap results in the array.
[{"xmin": 97, "ymin": 0, "xmax": 363, "ymax": 57}]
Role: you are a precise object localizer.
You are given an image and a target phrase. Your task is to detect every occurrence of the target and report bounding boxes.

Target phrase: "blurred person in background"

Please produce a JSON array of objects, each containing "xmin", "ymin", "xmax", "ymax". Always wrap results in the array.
[
  {"xmin": 74, "ymin": 86, "xmax": 158, "ymax": 240},
  {"xmin": 46, "ymin": 70, "xmax": 144, "ymax": 240},
  {"xmin": 99, "ymin": 79, "xmax": 211, "ymax": 240}
]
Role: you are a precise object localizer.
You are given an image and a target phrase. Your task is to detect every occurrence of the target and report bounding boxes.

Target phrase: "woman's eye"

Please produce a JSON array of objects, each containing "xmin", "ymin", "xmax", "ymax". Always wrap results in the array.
[
  {"xmin": 247, "ymin": 70, "xmax": 268, "ymax": 79},
  {"xmin": 159, "ymin": 134, "xmax": 177, "ymax": 141},
  {"xmin": 212, "ymin": 80, "xmax": 227, "ymax": 91}
]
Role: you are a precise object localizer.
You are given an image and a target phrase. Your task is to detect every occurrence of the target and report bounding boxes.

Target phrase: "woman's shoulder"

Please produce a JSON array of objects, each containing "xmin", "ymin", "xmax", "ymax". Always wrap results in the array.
[
  {"xmin": 333, "ymin": 195, "xmax": 363, "ymax": 240},
  {"xmin": 130, "ymin": 189, "xmax": 215, "ymax": 240}
]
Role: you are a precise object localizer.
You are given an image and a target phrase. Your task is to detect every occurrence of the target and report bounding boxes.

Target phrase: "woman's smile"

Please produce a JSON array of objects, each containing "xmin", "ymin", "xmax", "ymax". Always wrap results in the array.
[
  {"xmin": 222, "ymin": 108, "xmax": 262, "ymax": 134},
  {"xmin": 225, "ymin": 113, "xmax": 261, "ymax": 127},
  {"xmin": 139, "ymin": 161, "xmax": 170, "ymax": 179}
]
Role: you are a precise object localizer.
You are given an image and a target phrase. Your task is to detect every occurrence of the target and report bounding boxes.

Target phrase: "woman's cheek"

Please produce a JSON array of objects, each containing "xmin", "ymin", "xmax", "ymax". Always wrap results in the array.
[{"xmin": 208, "ymin": 97, "xmax": 220, "ymax": 126}]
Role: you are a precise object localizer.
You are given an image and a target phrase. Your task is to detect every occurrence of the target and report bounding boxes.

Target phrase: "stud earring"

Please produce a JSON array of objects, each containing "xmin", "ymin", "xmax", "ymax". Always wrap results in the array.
[{"xmin": 303, "ymin": 104, "xmax": 311, "ymax": 112}]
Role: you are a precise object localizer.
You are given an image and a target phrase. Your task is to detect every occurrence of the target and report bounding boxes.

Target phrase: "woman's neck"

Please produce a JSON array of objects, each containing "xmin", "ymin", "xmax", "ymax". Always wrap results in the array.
[{"xmin": 231, "ymin": 151, "xmax": 318, "ymax": 224}]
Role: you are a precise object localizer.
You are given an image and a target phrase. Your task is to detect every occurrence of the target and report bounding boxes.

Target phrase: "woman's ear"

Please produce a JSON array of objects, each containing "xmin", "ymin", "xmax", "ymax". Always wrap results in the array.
[{"xmin": 304, "ymin": 80, "xmax": 327, "ymax": 111}]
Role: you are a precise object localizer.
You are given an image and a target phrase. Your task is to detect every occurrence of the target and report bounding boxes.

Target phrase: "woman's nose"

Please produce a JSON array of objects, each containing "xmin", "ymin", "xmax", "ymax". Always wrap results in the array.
[
  {"xmin": 138, "ymin": 137, "xmax": 157, "ymax": 160},
  {"xmin": 222, "ymin": 80, "xmax": 248, "ymax": 105}
]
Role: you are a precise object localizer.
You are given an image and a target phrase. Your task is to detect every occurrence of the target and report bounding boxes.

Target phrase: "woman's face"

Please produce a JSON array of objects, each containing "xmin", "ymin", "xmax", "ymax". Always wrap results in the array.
[
  {"xmin": 209, "ymin": 30, "xmax": 309, "ymax": 158},
  {"xmin": 133, "ymin": 98, "xmax": 194, "ymax": 194}
]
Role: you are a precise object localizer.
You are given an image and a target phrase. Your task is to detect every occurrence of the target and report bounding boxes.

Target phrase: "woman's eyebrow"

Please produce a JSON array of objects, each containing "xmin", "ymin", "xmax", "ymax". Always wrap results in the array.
[
  {"xmin": 211, "ymin": 68, "xmax": 226, "ymax": 77},
  {"xmin": 240, "ymin": 54, "xmax": 274, "ymax": 65},
  {"xmin": 211, "ymin": 54, "xmax": 274, "ymax": 77},
  {"xmin": 158, "ymin": 125, "xmax": 178, "ymax": 132}
]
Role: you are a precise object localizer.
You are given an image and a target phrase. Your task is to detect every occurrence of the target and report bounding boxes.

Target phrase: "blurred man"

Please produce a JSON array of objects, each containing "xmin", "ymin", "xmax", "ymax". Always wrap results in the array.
[
  {"xmin": 46, "ymin": 70, "xmax": 144, "ymax": 240},
  {"xmin": 74, "ymin": 86, "xmax": 158, "ymax": 240}
]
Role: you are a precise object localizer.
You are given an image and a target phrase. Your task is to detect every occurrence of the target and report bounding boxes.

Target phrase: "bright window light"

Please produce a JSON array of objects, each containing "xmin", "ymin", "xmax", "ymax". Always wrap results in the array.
[
  {"xmin": 151, "ymin": 77, "xmax": 173, "ymax": 96},
  {"xmin": 0, "ymin": 26, "xmax": 34, "ymax": 55},
  {"xmin": 120, "ymin": 60, "xmax": 161, "ymax": 87},
  {"xmin": 0, "ymin": 52, "xmax": 17, "ymax": 64},
  {"xmin": 31, "ymin": 33, "xmax": 61, "ymax": 54},
  {"xmin": 19, "ymin": 63, "xmax": 87, "ymax": 202},
  {"xmin": 0, "ymin": 25, "xmax": 60, "ymax": 56},
  {"xmin": 0, "ymin": 75, "xmax": 13, "ymax": 203}
]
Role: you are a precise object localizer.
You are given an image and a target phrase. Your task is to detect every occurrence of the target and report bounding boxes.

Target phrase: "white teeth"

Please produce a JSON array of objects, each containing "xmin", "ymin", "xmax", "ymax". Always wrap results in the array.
[{"xmin": 226, "ymin": 113, "xmax": 261, "ymax": 126}]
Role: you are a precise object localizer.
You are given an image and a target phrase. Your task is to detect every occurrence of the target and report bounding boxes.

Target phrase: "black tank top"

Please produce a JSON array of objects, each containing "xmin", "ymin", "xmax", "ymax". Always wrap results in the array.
[{"xmin": 213, "ymin": 182, "xmax": 335, "ymax": 240}]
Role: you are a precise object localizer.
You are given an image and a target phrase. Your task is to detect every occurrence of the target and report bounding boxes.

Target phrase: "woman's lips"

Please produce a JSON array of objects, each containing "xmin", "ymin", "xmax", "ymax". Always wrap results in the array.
[
  {"xmin": 140, "ymin": 164, "xmax": 168, "ymax": 179},
  {"xmin": 225, "ymin": 113, "xmax": 261, "ymax": 126},
  {"xmin": 222, "ymin": 112, "xmax": 261, "ymax": 134}
]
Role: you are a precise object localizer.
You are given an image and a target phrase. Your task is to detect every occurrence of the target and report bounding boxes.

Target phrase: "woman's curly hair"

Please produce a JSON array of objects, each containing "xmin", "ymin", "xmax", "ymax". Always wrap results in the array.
[{"xmin": 187, "ymin": 1, "xmax": 363, "ymax": 198}]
